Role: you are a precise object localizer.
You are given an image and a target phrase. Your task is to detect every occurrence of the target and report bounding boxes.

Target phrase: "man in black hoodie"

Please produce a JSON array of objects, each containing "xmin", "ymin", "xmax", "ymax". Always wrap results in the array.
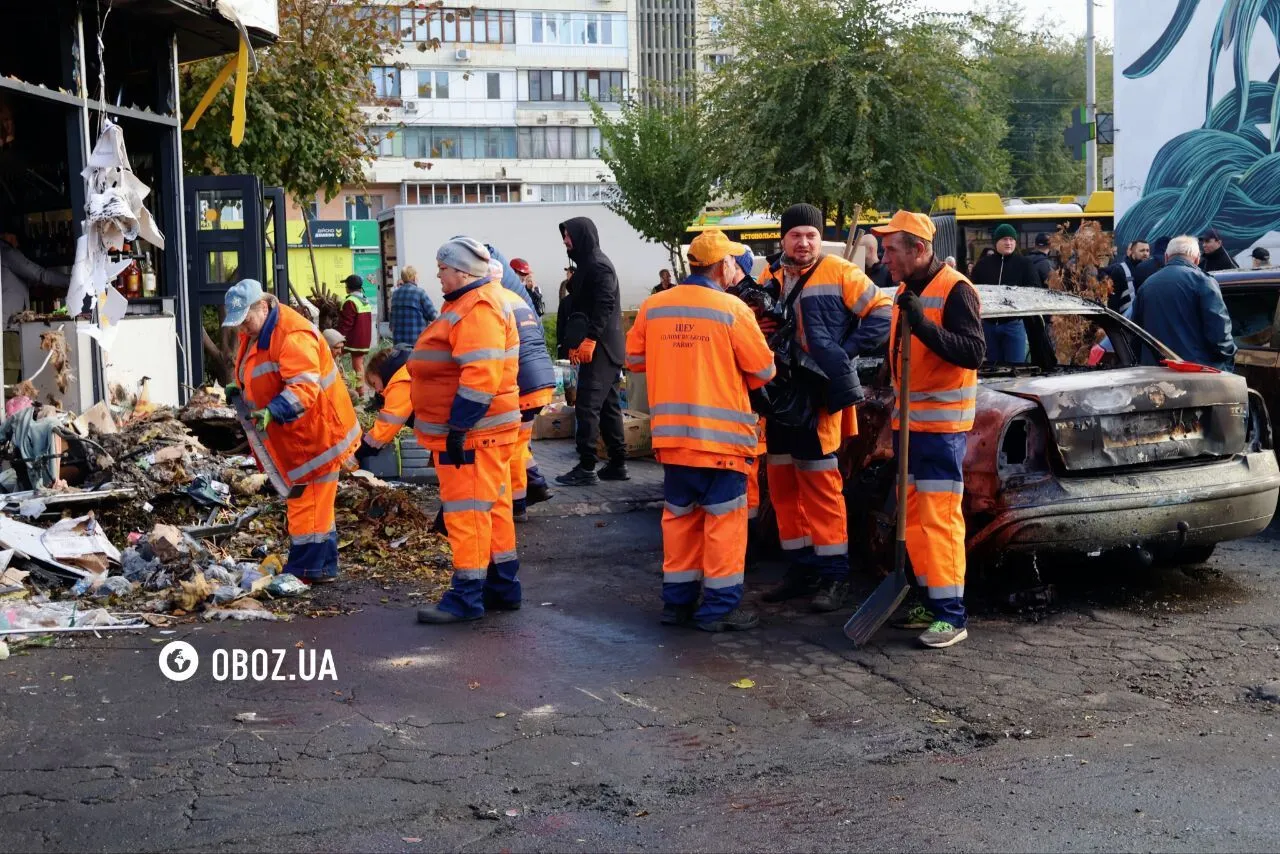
[
  {"xmin": 556, "ymin": 217, "xmax": 628, "ymax": 486},
  {"xmin": 1199, "ymin": 228, "xmax": 1238, "ymax": 273}
]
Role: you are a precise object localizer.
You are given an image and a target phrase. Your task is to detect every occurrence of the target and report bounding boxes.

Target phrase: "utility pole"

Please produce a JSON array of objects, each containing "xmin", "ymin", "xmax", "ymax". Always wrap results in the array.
[{"xmin": 1085, "ymin": 0, "xmax": 1098, "ymax": 194}]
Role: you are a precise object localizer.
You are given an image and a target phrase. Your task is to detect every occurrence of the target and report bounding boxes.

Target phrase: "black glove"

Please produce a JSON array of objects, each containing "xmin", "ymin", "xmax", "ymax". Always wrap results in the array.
[
  {"xmin": 897, "ymin": 290, "xmax": 927, "ymax": 330},
  {"xmin": 748, "ymin": 386, "xmax": 773, "ymax": 416},
  {"xmin": 446, "ymin": 429, "xmax": 467, "ymax": 468},
  {"xmin": 364, "ymin": 392, "xmax": 385, "ymax": 414}
]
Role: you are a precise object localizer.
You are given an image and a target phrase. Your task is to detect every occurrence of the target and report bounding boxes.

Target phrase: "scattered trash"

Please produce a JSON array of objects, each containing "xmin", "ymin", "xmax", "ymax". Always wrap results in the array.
[
  {"xmin": 468, "ymin": 681, "xmax": 480, "ymax": 690},
  {"xmin": 0, "ymin": 640, "xmax": 8, "ymax": 659},
  {"xmin": 234, "ymin": 712, "xmax": 258, "ymax": 723},
  {"xmin": 264, "ymin": 573, "xmax": 308, "ymax": 598},
  {"xmin": 494, "ymin": 712, "xmax": 507, "ymax": 718},
  {"xmin": 401, "ymin": 838, "xmax": 422, "ymax": 844},
  {"xmin": 730, "ymin": 678, "xmax": 756, "ymax": 689},
  {"xmin": 18, "ymin": 499, "xmax": 47, "ymax": 518},
  {"xmin": 203, "ymin": 600, "xmax": 281, "ymax": 622},
  {"xmin": 504, "ymin": 809, "xmax": 520, "ymax": 818}
]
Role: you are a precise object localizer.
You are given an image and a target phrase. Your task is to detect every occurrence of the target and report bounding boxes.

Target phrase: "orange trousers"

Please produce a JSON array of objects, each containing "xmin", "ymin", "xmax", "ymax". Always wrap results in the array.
[
  {"xmin": 435, "ymin": 443, "xmax": 520, "ymax": 617},
  {"xmin": 285, "ymin": 472, "xmax": 339, "ymax": 580}
]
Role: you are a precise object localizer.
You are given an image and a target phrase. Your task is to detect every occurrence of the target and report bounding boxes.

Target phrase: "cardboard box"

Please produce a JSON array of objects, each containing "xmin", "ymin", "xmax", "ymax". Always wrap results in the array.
[
  {"xmin": 598, "ymin": 410, "xmax": 652, "ymax": 459},
  {"xmin": 533, "ymin": 404, "xmax": 576, "ymax": 440}
]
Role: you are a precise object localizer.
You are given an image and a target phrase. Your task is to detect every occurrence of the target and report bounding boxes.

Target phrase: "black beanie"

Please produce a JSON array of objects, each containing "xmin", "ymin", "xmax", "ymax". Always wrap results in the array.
[{"xmin": 780, "ymin": 203, "xmax": 824, "ymax": 238}]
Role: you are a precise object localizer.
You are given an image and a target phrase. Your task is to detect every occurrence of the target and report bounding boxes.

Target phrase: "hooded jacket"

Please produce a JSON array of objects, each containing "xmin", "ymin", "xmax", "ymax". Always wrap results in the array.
[
  {"xmin": 558, "ymin": 217, "xmax": 624, "ymax": 364},
  {"xmin": 1200, "ymin": 244, "xmax": 1239, "ymax": 273}
]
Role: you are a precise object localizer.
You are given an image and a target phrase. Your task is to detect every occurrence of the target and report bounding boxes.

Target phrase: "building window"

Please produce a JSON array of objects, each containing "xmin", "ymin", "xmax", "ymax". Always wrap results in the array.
[
  {"xmin": 344, "ymin": 195, "xmax": 384, "ymax": 220},
  {"xmin": 517, "ymin": 127, "xmax": 603, "ymax": 159},
  {"xmin": 705, "ymin": 54, "xmax": 731, "ymax": 71},
  {"xmin": 398, "ymin": 7, "xmax": 514, "ymax": 43},
  {"xmin": 530, "ymin": 12, "xmax": 625, "ymax": 46},
  {"xmin": 370, "ymin": 66, "xmax": 400, "ymax": 99},
  {"xmin": 707, "ymin": 15, "xmax": 724, "ymax": 35},
  {"xmin": 487, "ymin": 72, "xmax": 501, "ymax": 100},
  {"xmin": 526, "ymin": 70, "xmax": 626, "ymax": 102},
  {"xmin": 371, "ymin": 127, "xmax": 518, "ymax": 159},
  {"xmin": 406, "ymin": 182, "xmax": 523, "ymax": 205},
  {"xmin": 419, "ymin": 71, "xmax": 450, "ymax": 99},
  {"xmin": 527, "ymin": 183, "xmax": 616, "ymax": 203}
]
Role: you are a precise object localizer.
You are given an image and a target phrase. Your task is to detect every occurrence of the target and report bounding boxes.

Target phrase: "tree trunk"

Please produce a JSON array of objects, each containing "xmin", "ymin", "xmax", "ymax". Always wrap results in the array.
[
  {"xmin": 201, "ymin": 327, "xmax": 230, "ymax": 386},
  {"xmin": 294, "ymin": 205, "xmax": 322, "ymax": 323}
]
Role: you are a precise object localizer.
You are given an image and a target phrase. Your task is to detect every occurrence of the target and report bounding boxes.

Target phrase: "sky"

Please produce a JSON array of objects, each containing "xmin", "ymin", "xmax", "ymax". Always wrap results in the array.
[{"xmin": 921, "ymin": 0, "xmax": 1116, "ymax": 43}]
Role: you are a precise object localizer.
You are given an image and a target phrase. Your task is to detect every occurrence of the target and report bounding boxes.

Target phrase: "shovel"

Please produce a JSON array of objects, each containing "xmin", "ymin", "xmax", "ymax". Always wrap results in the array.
[
  {"xmin": 233, "ymin": 396, "xmax": 306, "ymax": 500},
  {"xmin": 844, "ymin": 311, "xmax": 913, "ymax": 646}
]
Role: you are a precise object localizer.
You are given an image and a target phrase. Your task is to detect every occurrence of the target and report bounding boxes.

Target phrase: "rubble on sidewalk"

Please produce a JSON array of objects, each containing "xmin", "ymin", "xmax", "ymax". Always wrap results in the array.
[{"xmin": 0, "ymin": 389, "xmax": 455, "ymax": 644}]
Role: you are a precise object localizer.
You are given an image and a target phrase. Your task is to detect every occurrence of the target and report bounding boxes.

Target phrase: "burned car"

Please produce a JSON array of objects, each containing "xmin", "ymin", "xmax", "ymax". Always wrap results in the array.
[{"xmin": 840, "ymin": 285, "xmax": 1280, "ymax": 568}]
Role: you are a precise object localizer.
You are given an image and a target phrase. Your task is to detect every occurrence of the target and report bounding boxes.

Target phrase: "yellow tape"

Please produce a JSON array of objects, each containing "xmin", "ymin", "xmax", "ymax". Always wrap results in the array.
[
  {"xmin": 183, "ymin": 52, "xmax": 237, "ymax": 132},
  {"xmin": 230, "ymin": 39, "xmax": 249, "ymax": 148}
]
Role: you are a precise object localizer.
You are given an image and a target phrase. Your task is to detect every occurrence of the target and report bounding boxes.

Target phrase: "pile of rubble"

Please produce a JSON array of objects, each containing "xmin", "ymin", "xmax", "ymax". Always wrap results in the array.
[{"xmin": 0, "ymin": 387, "xmax": 454, "ymax": 649}]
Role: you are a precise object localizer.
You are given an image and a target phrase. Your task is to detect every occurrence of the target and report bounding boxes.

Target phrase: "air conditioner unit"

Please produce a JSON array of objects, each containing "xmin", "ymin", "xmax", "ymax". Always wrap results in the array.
[
  {"xmin": 568, "ymin": 116, "xmax": 579, "ymax": 125},
  {"xmin": 403, "ymin": 100, "xmax": 419, "ymax": 114},
  {"xmin": 455, "ymin": 48, "xmax": 472, "ymax": 61},
  {"xmin": 536, "ymin": 114, "xmax": 548, "ymax": 124}
]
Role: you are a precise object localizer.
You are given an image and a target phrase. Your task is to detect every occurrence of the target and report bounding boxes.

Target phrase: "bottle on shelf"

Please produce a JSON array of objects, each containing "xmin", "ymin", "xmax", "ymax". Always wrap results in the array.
[{"xmin": 141, "ymin": 253, "xmax": 158, "ymax": 298}]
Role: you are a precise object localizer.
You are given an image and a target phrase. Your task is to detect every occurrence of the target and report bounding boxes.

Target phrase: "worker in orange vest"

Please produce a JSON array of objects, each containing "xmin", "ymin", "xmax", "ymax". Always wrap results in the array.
[
  {"xmin": 352, "ymin": 348, "xmax": 413, "ymax": 468},
  {"xmin": 626, "ymin": 230, "xmax": 776, "ymax": 631},
  {"xmin": 410, "ymin": 237, "xmax": 523, "ymax": 624},
  {"xmin": 224, "ymin": 279, "xmax": 360, "ymax": 583},
  {"xmin": 875, "ymin": 211, "xmax": 984, "ymax": 649},
  {"xmin": 756, "ymin": 204, "xmax": 893, "ymax": 612},
  {"xmin": 725, "ymin": 248, "xmax": 772, "ymax": 555}
]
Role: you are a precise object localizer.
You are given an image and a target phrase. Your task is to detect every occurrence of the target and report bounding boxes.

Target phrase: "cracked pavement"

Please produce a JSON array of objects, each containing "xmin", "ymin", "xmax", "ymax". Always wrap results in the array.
[{"xmin": 2, "ymin": 511, "xmax": 1280, "ymax": 852}]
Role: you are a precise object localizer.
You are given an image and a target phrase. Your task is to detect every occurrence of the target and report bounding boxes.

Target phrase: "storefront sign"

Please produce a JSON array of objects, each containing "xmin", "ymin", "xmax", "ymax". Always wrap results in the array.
[
  {"xmin": 349, "ymin": 221, "xmax": 379, "ymax": 250},
  {"xmin": 301, "ymin": 221, "xmax": 349, "ymax": 248}
]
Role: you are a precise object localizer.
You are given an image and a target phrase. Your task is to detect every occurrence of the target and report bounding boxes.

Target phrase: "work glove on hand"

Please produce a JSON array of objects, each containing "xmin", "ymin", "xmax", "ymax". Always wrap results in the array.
[
  {"xmin": 896, "ymin": 291, "xmax": 927, "ymax": 330},
  {"xmin": 446, "ymin": 429, "xmax": 467, "ymax": 468},
  {"xmin": 569, "ymin": 338, "xmax": 597, "ymax": 365},
  {"xmin": 225, "ymin": 382, "xmax": 241, "ymax": 404},
  {"xmin": 251, "ymin": 408, "xmax": 272, "ymax": 432},
  {"xmin": 756, "ymin": 316, "xmax": 780, "ymax": 338}
]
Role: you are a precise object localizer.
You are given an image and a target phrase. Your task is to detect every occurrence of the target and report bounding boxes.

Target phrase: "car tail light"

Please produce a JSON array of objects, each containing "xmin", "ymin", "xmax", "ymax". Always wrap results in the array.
[
  {"xmin": 999, "ymin": 413, "xmax": 1051, "ymax": 476},
  {"xmin": 1160, "ymin": 359, "xmax": 1222, "ymax": 374}
]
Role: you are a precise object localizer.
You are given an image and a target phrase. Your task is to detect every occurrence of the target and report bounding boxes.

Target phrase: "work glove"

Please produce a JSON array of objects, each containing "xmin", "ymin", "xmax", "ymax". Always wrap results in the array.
[
  {"xmin": 446, "ymin": 429, "xmax": 467, "ymax": 468},
  {"xmin": 225, "ymin": 382, "xmax": 241, "ymax": 404},
  {"xmin": 569, "ymin": 338, "xmax": 597, "ymax": 365},
  {"xmin": 251, "ymin": 408, "xmax": 272, "ymax": 432},
  {"xmin": 364, "ymin": 392, "xmax": 385, "ymax": 414},
  {"xmin": 896, "ymin": 291, "xmax": 926, "ymax": 330}
]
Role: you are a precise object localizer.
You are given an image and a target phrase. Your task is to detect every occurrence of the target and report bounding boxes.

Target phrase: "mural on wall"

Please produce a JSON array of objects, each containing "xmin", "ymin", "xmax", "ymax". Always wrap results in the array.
[{"xmin": 1115, "ymin": 0, "xmax": 1280, "ymax": 258}]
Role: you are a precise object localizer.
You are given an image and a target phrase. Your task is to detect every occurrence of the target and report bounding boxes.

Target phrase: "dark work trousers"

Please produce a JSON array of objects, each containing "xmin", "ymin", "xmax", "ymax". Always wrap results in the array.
[{"xmin": 574, "ymin": 351, "xmax": 625, "ymax": 469}]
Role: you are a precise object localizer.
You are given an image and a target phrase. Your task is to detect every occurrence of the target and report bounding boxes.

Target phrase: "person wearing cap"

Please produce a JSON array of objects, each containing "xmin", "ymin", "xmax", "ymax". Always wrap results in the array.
[
  {"xmin": 626, "ymin": 229, "xmax": 776, "ymax": 632},
  {"xmin": 336, "ymin": 274, "xmax": 374, "ymax": 391},
  {"xmin": 509, "ymin": 257, "xmax": 545, "ymax": 316},
  {"xmin": 353, "ymin": 348, "xmax": 413, "ymax": 469},
  {"xmin": 1252, "ymin": 246, "xmax": 1271, "ymax": 269},
  {"xmin": 756, "ymin": 203, "xmax": 892, "ymax": 613},
  {"xmin": 410, "ymin": 236, "xmax": 523, "ymax": 624},
  {"xmin": 875, "ymin": 211, "xmax": 985, "ymax": 649},
  {"xmin": 390, "ymin": 265, "xmax": 439, "ymax": 352},
  {"xmin": 969, "ymin": 223, "xmax": 1040, "ymax": 363},
  {"xmin": 556, "ymin": 217, "xmax": 628, "ymax": 486},
  {"xmin": 224, "ymin": 279, "xmax": 361, "ymax": 584},
  {"xmin": 487, "ymin": 258, "xmax": 557, "ymax": 522},
  {"xmin": 1199, "ymin": 227, "xmax": 1238, "ymax": 272},
  {"xmin": 1102, "ymin": 239, "xmax": 1151, "ymax": 315},
  {"xmin": 1027, "ymin": 232, "xmax": 1056, "ymax": 286}
]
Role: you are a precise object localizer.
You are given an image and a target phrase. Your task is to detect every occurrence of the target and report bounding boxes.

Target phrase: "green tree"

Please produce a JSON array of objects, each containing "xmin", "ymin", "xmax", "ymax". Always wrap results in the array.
[
  {"xmin": 978, "ymin": 3, "xmax": 1114, "ymax": 197},
  {"xmin": 704, "ymin": 0, "xmax": 1009, "ymax": 226},
  {"xmin": 589, "ymin": 90, "xmax": 716, "ymax": 277}
]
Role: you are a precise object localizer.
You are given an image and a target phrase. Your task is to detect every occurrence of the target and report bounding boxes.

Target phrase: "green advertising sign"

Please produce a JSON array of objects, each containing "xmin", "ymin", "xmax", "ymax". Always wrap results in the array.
[
  {"xmin": 353, "ymin": 252, "xmax": 381, "ymax": 303},
  {"xmin": 349, "ymin": 220, "xmax": 379, "ymax": 249}
]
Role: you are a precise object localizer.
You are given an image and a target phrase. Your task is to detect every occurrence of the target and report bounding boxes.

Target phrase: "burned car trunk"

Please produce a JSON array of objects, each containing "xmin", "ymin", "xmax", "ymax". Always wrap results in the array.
[{"xmin": 839, "ymin": 286, "xmax": 1280, "ymax": 572}]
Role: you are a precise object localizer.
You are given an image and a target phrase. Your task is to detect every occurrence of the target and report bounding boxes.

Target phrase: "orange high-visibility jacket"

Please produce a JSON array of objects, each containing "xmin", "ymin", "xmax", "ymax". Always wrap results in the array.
[
  {"xmin": 365, "ymin": 364, "xmax": 412, "ymax": 449},
  {"xmin": 235, "ymin": 302, "xmax": 360, "ymax": 484},
  {"xmin": 890, "ymin": 265, "xmax": 980, "ymax": 433},
  {"xmin": 409, "ymin": 280, "xmax": 521, "ymax": 451},
  {"xmin": 626, "ymin": 279, "xmax": 775, "ymax": 468}
]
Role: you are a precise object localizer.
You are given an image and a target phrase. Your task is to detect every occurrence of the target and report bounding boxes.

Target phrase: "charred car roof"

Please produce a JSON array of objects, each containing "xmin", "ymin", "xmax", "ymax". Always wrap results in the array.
[{"xmin": 975, "ymin": 285, "xmax": 1108, "ymax": 318}]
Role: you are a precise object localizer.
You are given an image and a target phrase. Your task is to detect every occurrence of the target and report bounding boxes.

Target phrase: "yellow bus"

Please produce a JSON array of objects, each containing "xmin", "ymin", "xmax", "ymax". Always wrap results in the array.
[
  {"xmin": 929, "ymin": 191, "xmax": 1115, "ymax": 271},
  {"xmin": 683, "ymin": 209, "xmax": 889, "ymax": 259}
]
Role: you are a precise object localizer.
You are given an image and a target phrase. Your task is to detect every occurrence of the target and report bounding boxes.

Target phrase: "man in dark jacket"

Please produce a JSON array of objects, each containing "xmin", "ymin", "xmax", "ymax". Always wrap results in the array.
[
  {"xmin": 555, "ymin": 217, "xmax": 628, "ymax": 486},
  {"xmin": 969, "ymin": 223, "xmax": 1040, "ymax": 362},
  {"xmin": 1027, "ymin": 233, "xmax": 1056, "ymax": 286},
  {"xmin": 1102, "ymin": 239, "xmax": 1151, "ymax": 315},
  {"xmin": 1133, "ymin": 236, "xmax": 1170, "ymax": 290},
  {"xmin": 1199, "ymin": 228, "xmax": 1239, "ymax": 273},
  {"xmin": 1132, "ymin": 235, "xmax": 1237, "ymax": 372},
  {"xmin": 556, "ymin": 267, "xmax": 575, "ymax": 360}
]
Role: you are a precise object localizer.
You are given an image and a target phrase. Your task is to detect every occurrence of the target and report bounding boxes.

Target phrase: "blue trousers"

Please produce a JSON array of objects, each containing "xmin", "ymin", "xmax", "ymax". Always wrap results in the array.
[
  {"xmin": 983, "ymin": 319, "xmax": 1028, "ymax": 363},
  {"xmin": 662, "ymin": 464, "xmax": 748, "ymax": 622},
  {"xmin": 893, "ymin": 431, "xmax": 967, "ymax": 628}
]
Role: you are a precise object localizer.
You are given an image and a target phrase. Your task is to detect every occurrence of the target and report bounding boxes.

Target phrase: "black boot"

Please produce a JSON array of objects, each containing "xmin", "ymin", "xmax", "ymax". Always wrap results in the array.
[
  {"xmin": 810, "ymin": 579, "xmax": 851, "ymax": 613},
  {"xmin": 761, "ymin": 572, "xmax": 819, "ymax": 603},
  {"xmin": 555, "ymin": 465, "xmax": 599, "ymax": 486},
  {"xmin": 696, "ymin": 608, "xmax": 760, "ymax": 633},
  {"xmin": 483, "ymin": 594, "xmax": 522, "ymax": 612},
  {"xmin": 660, "ymin": 603, "xmax": 696, "ymax": 626},
  {"xmin": 417, "ymin": 605, "xmax": 480, "ymax": 624},
  {"xmin": 526, "ymin": 482, "xmax": 554, "ymax": 505},
  {"xmin": 598, "ymin": 459, "xmax": 631, "ymax": 481}
]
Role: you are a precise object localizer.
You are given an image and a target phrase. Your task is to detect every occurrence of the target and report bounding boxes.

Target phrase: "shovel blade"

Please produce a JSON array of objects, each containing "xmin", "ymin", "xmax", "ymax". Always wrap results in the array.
[{"xmin": 843, "ymin": 569, "xmax": 910, "ymax": 646}]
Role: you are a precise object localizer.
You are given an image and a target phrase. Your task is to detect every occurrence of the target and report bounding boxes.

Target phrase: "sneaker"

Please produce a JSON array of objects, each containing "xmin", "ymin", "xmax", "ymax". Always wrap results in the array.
[
  {"xmin": 417, "ymin": 605, "xmax": 481, "ymax": 624},
  {"xmin": 696, "ymin": 608, "xmax": 760, "ymax": 633},
  {"xmin": 555, "ymin": 466, "xmax": 599, "ymax": 486},
  {"xmin": 660, "ymin": 604, "xmax": 696, "ymax": 626},
  {"xmin": 761, "ymin": 574, "xmax": 819, "ymax": 603},
  {"xmin": 810, "ymin": 579, "xmax": 850, "ymax": 613},
  {"xmin": 918, "ymin": 620, "xmax": 968, "ymax": 649},
  {"xmin": 526, "ymin": 483, "xmax": 554, "ymax": 505},
  {"xmin": 598, "ymin": 461, "xmax": 631, "ymax": 481},
  {"xmin": 891, "ymin": 603, "xmax": 936, "ymax": 630}
]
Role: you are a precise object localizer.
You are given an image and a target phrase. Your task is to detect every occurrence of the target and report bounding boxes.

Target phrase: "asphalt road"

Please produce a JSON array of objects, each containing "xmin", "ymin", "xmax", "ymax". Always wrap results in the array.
[{"xmin": 2, "ymin": 509, "xmax": 1280, "ymax": 852}]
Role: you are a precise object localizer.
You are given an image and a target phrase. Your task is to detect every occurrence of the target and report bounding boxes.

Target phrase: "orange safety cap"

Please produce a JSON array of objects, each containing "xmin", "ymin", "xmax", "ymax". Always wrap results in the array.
[
  {"xmin": 687, "ymin": 228, "xmax": 750, "ymax": 267},
  {"xmin": 872, "ymin": 211, "xmax": 936, "ymax": 243}
]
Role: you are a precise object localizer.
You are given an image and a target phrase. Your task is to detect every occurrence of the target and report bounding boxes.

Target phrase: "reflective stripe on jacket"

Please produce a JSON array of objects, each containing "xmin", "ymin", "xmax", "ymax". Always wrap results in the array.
[
  {"xmin": 889, "ymin": 266, "xmax": 980, "ymax": 433},
  {"xmin": 365, "ymin": 365, "xmax": 413, "ymax": 449},
  {"xmin": 626, "ymin": 277, "xmax": 775, "ymax": 463},
  {"xmin": 409, "ymin": 279, "xmax": 520, "ymax": 451},
  {"xmin": 235, "ymin": 303, "xmax": 360, "ymax": 483},
  {"xmin": 496, "ymin": 287, "xmax": 556, "ymax": 401}
]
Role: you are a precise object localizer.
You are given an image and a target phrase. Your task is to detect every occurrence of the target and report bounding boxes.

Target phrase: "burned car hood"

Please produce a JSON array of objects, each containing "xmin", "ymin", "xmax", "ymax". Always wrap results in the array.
[{"xmin": 981, "ymin": 367, "xmax": 1250, "ymax": 471}]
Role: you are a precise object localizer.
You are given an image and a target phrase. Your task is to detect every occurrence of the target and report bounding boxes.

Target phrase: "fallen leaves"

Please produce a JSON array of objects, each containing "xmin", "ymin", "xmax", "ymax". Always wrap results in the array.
[{"xmin": 729, "ymin": 678, "xmax": 756, "ymax": 689}]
